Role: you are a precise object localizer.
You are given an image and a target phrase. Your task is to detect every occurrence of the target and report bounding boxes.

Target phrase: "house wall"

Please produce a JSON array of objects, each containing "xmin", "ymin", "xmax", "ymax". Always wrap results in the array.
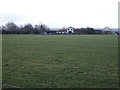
[{"xmin": 67, "ymin": 27, "xmax": 74, "ymax": 33}]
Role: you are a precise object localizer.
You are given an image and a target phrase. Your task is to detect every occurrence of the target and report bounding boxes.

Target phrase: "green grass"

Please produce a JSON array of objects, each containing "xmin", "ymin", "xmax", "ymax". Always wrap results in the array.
[
  {"xmin": 2, "ymin": 35, "xmax": 118, "ymax": 88},
  {"xmin": 0, "ymin": 34, "xmax": 2, "ymax": 89}
]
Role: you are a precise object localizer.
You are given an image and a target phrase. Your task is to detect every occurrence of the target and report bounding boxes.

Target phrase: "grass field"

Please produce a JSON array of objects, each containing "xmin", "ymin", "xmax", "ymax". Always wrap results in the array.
[
  {"xmin": 0, "ymin": 34, "xmax": 2, "ymax": 89},
  {"xmin": 2, "ymin": 35, "xmax": 118, "ymax": 88}
]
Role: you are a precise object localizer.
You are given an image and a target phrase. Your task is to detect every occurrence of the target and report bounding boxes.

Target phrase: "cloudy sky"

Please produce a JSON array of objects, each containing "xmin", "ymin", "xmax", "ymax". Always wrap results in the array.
[{"xmin": 0, "ymin": 0, "xmax": 119, "ymax": 28}]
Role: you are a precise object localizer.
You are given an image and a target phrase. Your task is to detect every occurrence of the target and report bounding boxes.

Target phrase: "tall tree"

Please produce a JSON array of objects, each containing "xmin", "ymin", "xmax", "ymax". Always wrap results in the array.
[
  {"xmin": 5, "ymin": 22, "xmax": 18, "ymax": 34},
  {"xmin": 86, "ymin": 27, "xmax": 94, "ymax": 34},
  {"xmin": 40, "ymin": 25, "xmax": 46, "ymax": 34},
  {"xmin": 23, "ymin": 24, "xmax": 33, "ymax": 34},
  {"xmin": 35, "ymin": 24, "xmax": 49, "ymax": 34}
]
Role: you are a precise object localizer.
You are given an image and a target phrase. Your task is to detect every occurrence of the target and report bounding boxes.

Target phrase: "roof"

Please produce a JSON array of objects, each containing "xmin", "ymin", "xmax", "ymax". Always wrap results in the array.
[
  {"xmin": 67, "ymin": 26, "xmax": 74, "ymax": 28},
  {"xmin": 103, "ymin": 27, "xmax": 111, "ymax": 31},
  {"xmin": 57, "ymin": 30, "xmax": 67, "ymax": 32},
  {"xmin": 47, "ymin": 30, "xmax": 56, "ymax": 33}
]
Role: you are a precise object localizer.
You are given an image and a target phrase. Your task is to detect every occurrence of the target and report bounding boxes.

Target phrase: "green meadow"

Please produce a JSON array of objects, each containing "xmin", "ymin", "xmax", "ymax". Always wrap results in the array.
[{"xmin": 2, "ymin": 35, "xmax": 118, "ymax": 88}]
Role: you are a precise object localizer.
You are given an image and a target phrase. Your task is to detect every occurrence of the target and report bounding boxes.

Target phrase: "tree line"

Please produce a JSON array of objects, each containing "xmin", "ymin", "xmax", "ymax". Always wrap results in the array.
[{"xmin": 1, "ymin": 22, "xmax": 49, "ymax": 34}]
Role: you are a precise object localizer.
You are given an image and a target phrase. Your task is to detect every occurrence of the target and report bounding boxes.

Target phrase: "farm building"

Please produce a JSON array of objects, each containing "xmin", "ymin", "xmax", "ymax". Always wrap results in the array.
[
  {"xmin": 102, "ymin": 27, "xmax": 112, "ymax": 34},
  {"xmin": 66, "ymin": 27, "xmax": 75, "ymax": 33},
  {"xmin": 56, "ymin": 30, "xmax": 67, "ymax": 34},
  {"xmin": 56, "ymin": 27, "xmax": 75, "ymax": 34},
  {"xmin": 45, "ymin": 27, "xmax": 116, "ymax": 35},
  {"xmin": 56, "ymin": 27, "xmax": 88, "ymax": 34},
  {"xmin": 50, "ymin": 27, "xmax": 102, "ymax": 34}
]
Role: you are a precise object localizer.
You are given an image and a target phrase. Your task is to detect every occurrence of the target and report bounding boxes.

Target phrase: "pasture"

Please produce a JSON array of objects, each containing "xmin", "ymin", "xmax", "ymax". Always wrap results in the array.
[{"xmin": 2, "ymin": 35, "xmax": 118, "ymax": 88}]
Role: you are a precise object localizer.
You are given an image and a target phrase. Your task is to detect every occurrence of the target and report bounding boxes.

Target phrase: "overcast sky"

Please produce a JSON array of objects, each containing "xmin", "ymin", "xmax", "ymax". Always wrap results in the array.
[{"xmin": 0, "ymin": 0, "xmax": 119, "ymax": 28}]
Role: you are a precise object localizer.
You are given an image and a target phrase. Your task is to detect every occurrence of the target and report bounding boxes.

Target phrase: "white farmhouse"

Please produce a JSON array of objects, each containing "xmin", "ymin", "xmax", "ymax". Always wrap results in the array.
[{"xmin": 66, "ymin": 27, "xmax": 75, "ymax": 33}]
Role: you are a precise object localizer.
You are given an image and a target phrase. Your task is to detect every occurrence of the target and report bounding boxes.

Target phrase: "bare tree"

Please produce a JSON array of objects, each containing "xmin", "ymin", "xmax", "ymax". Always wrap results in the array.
[{"xmin": 5, "ymin": 22, "xmax": 19, "ymax": 34}]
